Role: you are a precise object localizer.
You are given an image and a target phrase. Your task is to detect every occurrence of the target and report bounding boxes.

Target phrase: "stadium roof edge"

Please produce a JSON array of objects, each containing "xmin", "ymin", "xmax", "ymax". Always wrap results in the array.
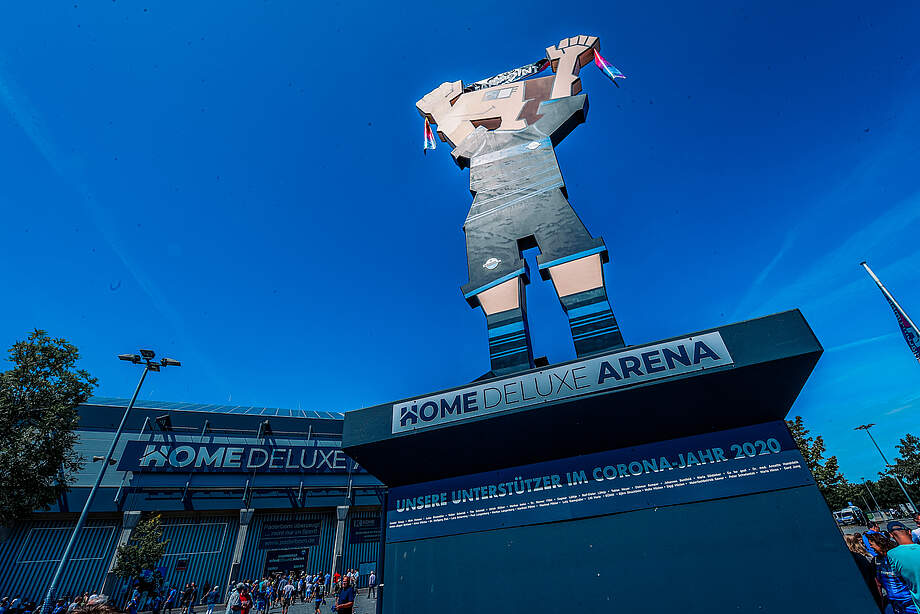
[{"xmin": 84, "ymin": 396, "xmax": 346, "ymax": 421}]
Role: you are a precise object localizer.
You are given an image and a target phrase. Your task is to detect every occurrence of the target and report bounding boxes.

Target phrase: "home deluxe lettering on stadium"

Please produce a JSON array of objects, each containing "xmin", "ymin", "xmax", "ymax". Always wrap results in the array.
[
  {"xmin": 133, "ymin": 444, "xmax": 351, "ymax": 472},
  {"xmin": 393, "ymin": 332, "xmax": 733, "ymax": 433}
]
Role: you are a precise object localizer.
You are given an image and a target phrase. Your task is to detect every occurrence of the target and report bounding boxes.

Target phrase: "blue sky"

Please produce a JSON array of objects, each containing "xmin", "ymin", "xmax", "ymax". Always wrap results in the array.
[{"xmin": 1, "ymin": 1, "xmax": 918, "ymax": 481}]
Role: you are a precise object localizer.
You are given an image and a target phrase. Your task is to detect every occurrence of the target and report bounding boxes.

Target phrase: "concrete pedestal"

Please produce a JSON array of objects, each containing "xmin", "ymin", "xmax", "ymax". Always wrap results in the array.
[{"xmin": 344, "ymin": 311, "xmax": 876, "ymax": 613}]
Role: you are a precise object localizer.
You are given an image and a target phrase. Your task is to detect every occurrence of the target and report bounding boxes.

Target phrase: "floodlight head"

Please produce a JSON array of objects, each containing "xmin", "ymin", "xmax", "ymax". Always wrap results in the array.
[
  {"xmin": 140, "ymin": 349, "xmax": 156, "ymax": 359},
  {"xmin": 119, "ymin": 353, "xmax": 142, "ymax": 364},
  {"xmin": 161, "ymin": 358, "xmax": 182, "ymax": 367},
  {"xmin": 148, "ymin": 363, "xmax": 161, "ymax": 372}
]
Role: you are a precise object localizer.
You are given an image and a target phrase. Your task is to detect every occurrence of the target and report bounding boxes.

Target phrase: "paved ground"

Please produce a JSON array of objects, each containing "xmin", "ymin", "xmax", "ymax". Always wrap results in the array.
[{"xmin": 266, "ymin": 593, "xmax": 377, "ymax": 614}]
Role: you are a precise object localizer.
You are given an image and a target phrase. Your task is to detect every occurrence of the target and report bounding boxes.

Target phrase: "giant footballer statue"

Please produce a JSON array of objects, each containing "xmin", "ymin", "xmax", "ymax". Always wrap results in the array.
[{"xmin": 417, "ymin": 35, "xmax": 627, "ymax": 376}]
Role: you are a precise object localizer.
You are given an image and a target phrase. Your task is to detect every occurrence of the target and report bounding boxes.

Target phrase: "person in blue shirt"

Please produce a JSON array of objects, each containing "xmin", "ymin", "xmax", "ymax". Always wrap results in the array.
[
  {"xmin": 204, "ymin": 586, "xmax": 220, "ymax": 614},
  {"xmin": 165, "ymin": 588, "xmax": 178, "ymax": 614},
  {"xmin": 864, "ymin": 520, "xmax": 883, "ymax": 557},
  {"xmin": 127, "ymin": 596, "xmax": 139, "ymax": 614},
  {"xmin": 334, "ymin": 576, "xmax": 355, "ymax": 614},
  {"xmin": 867, "ymin": 531, "xmax": 918, "ymax": 614},
  {"xmin": 887, "ymin": 521, "xmax": 920, "ymax": 613},
  {"xmin": 51, "ymin": 601, "xmax": 65, "ymax": 614}
]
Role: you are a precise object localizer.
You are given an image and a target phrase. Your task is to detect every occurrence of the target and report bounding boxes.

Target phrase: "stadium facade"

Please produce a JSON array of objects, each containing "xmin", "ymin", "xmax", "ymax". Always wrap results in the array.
[{"xmin": 0, "ymin": 397, "xmax": 382, "ymax": 605}]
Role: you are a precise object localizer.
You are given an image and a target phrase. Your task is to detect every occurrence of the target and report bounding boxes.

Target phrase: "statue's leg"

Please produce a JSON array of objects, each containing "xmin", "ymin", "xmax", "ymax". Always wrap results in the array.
[
  {"xmin": 461, "ymin": 217, "xmax": 534, "ymax": 376},
  {"xmin": 477, "ymin": 276, "xmax": 534, "ymax": 376},
  {"xmin": 545, "ymin": 254, "xmax": 625, "ymax": 356},
  {"xmin": 532, "ymin": 190, "xmax": 626, "ymax": 357}
]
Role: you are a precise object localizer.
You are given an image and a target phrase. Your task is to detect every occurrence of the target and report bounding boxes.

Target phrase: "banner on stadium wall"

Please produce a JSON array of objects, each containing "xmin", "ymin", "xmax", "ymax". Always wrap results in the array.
[
  {"xmin": 386, "ymin": 421, "xmax": 813, "ymax": 542},
  {"xmin": 117, "ymin": 441, "xmax": 362, "ymax": 474},
  {"xmin": 349, "ymin": 516, "xmax": 381, "ymax": 543},
  {"xmin": 259, "ymin": 520, "xmax": 322, "ymax": 549},
  {"xmin": 264, "ymin": 548, "xmax": 308, "ymax": 574}
]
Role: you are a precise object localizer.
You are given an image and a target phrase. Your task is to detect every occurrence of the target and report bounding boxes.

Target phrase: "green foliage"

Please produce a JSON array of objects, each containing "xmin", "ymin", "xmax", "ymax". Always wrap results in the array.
[
  {"xmin": 786, "ymin": 415, "xmax": 854, "ymax": 509},
  {"xmin": 891, "ymin": 434, "xmax": 920, "ymax": 485},
  {"xmin": 0, "ymin": 329, "xmax": 97, "ymax": 526},
  {"xmin": 112, "ymin": 515, "xmax": 169, "ymax": 587},
  {"xmin": 859, "ymin": 475, "xmax": 920, "ymax": 510}
]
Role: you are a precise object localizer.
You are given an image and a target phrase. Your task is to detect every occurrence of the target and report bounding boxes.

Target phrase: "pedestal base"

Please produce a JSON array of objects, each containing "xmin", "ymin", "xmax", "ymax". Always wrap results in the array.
[{"xmin": 384, "ymin": 485, "xmax": 871, "ymax": 613}]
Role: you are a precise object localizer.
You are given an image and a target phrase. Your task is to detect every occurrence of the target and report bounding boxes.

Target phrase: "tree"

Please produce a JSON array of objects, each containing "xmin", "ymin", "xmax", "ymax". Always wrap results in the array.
[
  {"xmin": 786, "ymin": 415, "xmax": 854, "ymax": 509},
  {"xmin": 0, "ymin": 329, "xmax": 97, "ymax": 526},
  {"xmin": 891, "ymin": 434, "xmax": 920, "ymax": 485},
  {"xmin": 111, "ymin": 515, "xmax": 169, "ymax": 592},
  {"xmin": 863, "ymin": 475, "xmax": 920, "ymax": 510}
]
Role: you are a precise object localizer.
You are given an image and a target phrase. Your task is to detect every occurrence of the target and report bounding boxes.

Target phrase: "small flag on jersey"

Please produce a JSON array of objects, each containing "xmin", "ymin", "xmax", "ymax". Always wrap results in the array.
[
  {"xmin": 423, "ymin": 117, "xmax": 437, "ymax": 154},
  {"xmin": 862, "ymin": 261, "xmax": 920, "ymax": 364},
  {"xmin": 594, "ymin": 49, "xmax": 625, "ymax": 84}
]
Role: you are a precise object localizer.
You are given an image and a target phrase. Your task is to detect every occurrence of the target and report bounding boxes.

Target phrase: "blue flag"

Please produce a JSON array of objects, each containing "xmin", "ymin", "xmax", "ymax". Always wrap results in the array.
[
  {"xmin": 881, "ymin": 292, "xmax": 920, "ymax": 363},
  {"xmin": 864, "ymin": 262, "xmax": 920, "ymax": 364}
]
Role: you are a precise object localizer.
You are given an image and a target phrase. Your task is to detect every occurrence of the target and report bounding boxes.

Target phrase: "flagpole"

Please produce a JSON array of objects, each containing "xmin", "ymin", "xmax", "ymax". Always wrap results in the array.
[{"xmin": 860, "ymin": 261, "xmax": 920, "ymax": 337}]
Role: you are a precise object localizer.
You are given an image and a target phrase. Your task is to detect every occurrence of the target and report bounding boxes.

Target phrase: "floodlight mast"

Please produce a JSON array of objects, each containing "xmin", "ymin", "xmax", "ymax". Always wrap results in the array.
[
  {"xmin": 854, "ymin": 424, "xmax": 918, "ymax": 514},
  {"xmin": 41, "ymin": 350, "xmax": 181, "ymax": 614}
]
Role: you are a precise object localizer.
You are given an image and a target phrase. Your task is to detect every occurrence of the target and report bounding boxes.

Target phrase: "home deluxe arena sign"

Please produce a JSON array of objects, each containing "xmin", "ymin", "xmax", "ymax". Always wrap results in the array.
[
  {"xmin": 118, "ymin": 441, "xmax": 359, "ymax": 474},
  {"xmin": 392, "ymin": 332, "xmax": 734, "ymax": 434}
]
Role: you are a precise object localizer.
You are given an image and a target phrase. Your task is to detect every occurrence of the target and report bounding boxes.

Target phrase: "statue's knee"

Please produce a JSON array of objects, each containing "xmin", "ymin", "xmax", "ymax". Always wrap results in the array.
[
  {"xmin": 476, "ymin": 278, "xmax": 524, "ymax": 316},
  {"xmin": 546, "ymin": 254, "xmax": 604, "ymax": 297}
]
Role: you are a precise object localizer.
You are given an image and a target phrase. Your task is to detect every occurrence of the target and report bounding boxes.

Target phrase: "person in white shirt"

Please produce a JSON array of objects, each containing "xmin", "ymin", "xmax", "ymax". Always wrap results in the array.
[
  {"xmin": 367, "ymin": 572, "xmax": 376, "ymax": 599},
  {"xmin": 280, "ymin": 582, "xmax": 294, "ymax": 614},
  {"xmin": 911, "ymin": 512, "xmax": 920, "ymax": 545}
]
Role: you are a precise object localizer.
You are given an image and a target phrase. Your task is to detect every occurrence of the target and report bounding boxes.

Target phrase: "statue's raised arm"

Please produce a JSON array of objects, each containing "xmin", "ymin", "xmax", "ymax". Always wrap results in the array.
[
  {"xmin": 545, "ymin": 35, "xmax": 600, "ymax": 98},
  {"xmin": 417, "ymin": 36, "xmax": 627, "ymax": 377}
]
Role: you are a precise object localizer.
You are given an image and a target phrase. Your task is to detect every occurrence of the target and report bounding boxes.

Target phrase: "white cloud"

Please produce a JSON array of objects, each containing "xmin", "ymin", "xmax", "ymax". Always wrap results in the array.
[{"xmin": 826, "ymin": 332, "xmax": 897, "ymax": 353}]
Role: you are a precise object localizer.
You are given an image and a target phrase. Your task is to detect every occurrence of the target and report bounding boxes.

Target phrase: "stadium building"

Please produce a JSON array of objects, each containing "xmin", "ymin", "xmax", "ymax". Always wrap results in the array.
[{"xmin": 0, "ymin": 397, "xmax": 383, "ymax": 605}]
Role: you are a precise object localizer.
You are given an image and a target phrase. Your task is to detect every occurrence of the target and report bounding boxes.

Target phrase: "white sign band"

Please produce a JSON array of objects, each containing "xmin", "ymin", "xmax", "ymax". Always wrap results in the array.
[{"xmin": 392, "ymin": 332, "xmax": 733, "ymax": 434}]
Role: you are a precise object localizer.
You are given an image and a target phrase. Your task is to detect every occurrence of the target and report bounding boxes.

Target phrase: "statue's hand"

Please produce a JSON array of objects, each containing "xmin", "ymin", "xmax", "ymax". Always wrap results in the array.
[
  {"xmin": 546, "ymin": 35, "xmax": 599, "ymax": 64},
  {"xmin": 416, "ymin": 80, "xmax": 464, "ymax": 124},
  {"xmin": 546, "ymin": 35, "xmax": 600, "ymax": 98},
  {"xmin": 417, "ymin": 80, "xmax": 479, "ymax": 148}
]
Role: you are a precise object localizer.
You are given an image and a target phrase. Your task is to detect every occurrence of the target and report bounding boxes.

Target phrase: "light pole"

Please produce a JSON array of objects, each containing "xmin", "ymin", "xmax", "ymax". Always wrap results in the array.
[
  {"xmin": 41, "ymin": 350, "xmax": 180, "ymax": 614},
  {"xmin": 861, "ymin": 477, "xmax": 881, "ymax": 519},
  {"xmin": 855, "ymin": 424, "xmax": 918, "ymax": 515}
]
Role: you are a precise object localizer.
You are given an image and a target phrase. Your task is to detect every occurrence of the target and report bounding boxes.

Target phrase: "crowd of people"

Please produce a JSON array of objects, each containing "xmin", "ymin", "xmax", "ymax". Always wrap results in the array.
[
  {"xmin": 224, "ymin": 569, "xmax": 372, "ymax": 614},
  {"xmin": 844, "ymin": 512, "xmax": 920, "ymax": 613},
  {"xmin": 0, "ymin": 568, "xmax": 376, "ymax": 614},
  {"xmin": 131, "ymin": 582, "xmax": 223, "ymax": 614},
  {"xmin": 0, "ymin": 591, "xmax": 112, "ymax": 614}
]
